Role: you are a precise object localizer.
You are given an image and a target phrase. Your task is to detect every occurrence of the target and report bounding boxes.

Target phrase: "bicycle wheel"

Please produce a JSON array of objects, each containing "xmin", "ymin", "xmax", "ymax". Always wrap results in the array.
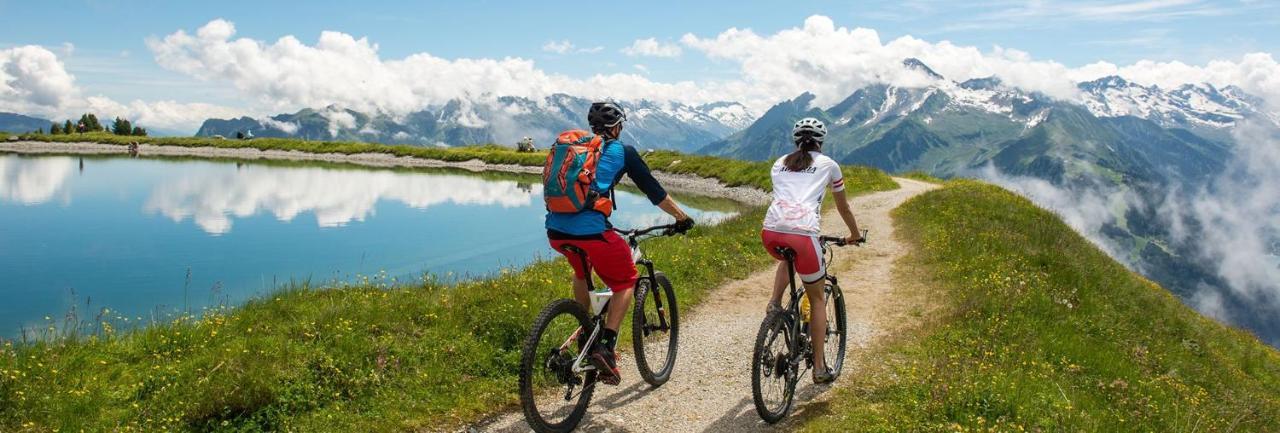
[
  {"xmin": 752, "ymin": 310, "xmax": 798, "ymax": 424},
  {"xmin": 633, "ymin": 272, "xmax": 680, "ymax": 386},
  {"xmin": 821, "ymin": 283, "xmax": 848, "ymax": 379},
  {"xmin": 519, "ymin": 299, "xmax": 597, "ymax": 433}
]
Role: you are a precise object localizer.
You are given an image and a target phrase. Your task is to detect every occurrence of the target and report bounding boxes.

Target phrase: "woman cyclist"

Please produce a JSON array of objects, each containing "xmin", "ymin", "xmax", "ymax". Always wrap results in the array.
[
  {"xmin": 546, "ymin": 101, "xmax": 695, "ymax": 385},
  {"xmin": 760, "ymin": 117, "xmax": 863, "ymax": 384}
]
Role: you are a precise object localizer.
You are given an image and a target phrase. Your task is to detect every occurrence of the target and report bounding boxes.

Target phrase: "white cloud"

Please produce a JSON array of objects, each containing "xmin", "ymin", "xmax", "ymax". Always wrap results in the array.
[
  {"xmin": 1162, "ymin": 121, "xmax": 1280, "ymax": 307},
  {"xmin": 0, "ymin": 44, "xmax": 242, "ymax": 133},
  {"xmin": 320, "ymin": 107, "xmax": 357, "ymax": 137},
  {"xmin": 260, "ymin": 117, "xmax": 299, "ymax": 134},
  {"xmin": 128, "ymin": 16, "xmax": 1280, "ymax": 122},
  {"xmin": 622, "ymin": 38, "xmax": 682, "ymax": 58},
  {"xmin": 633, "ymin": 64, "xmax": 649, "ymax": 74},
  {"xmin": 145, "ymin": 19, "xmax": 724, "ymax": 113},
  {"xmin": 542, "ymin": 40, "xmax": 604, "ymax": 55},
  {"xmin": 1068, "ymin": 53, "xmax": 1280, "ymax": 110},
  {"xmin": 0, "ymin": 45, "xmax": 79, "ymax": 110},
  {"xmin": 679, "ymin": 15, "xmax": 1280, "ymax": 111},
  {"xmin": 542, "ymin": 40, "xmax": 573, "ymax": 54}
]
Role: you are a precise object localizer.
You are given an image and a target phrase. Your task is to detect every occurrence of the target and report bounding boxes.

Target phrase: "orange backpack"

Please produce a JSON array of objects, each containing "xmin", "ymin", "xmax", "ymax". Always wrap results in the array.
[{"xmin": 542, "ymin": 130, "xmax": 614, "ymax": 216}]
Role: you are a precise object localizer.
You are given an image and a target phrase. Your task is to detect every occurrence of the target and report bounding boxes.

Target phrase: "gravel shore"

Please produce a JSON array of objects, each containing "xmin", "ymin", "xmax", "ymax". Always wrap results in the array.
[{"xmin": 0, "ymin": 141, "xmax": 771, "ymax": 206}]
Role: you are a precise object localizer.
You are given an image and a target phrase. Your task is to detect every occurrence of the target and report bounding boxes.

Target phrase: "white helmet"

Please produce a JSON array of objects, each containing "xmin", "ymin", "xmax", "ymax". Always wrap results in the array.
[{"xmin": 792, "ymin": 117, "xmax": 827, "ymax": 143}]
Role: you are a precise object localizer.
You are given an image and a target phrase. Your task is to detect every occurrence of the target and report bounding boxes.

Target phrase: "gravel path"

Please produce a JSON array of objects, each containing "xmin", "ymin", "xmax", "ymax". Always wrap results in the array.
[
  {"xmin": 0, "ymin": 141, "xmax": 770, "ymax": 206},
  {"xmin": 470, "ymin": 177, "xmax": 938, "ymax": 432}
]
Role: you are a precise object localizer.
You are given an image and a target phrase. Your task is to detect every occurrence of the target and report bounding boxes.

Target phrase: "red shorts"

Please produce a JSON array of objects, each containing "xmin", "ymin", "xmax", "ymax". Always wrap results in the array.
[
  {"xmin": 761, "ymin": 229, "xmax": 825, "ymax": 283},
  {"xmin": 549, "ymin": 230, "xmax": 638, "ymax": 292}
]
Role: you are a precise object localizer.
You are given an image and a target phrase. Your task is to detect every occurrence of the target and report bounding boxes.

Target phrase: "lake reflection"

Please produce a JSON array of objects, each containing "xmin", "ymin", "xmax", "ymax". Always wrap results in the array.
[
  {"xmin": 0, "ymin": 155, "xmax": 75, "ymax": 205},
  {"xmin": 144, "ymin": 166, "xmax": 542, "ymax": 234},
  {"xmin": 0, "ymin": 154, "xmax": 736, "ymax": 337}
]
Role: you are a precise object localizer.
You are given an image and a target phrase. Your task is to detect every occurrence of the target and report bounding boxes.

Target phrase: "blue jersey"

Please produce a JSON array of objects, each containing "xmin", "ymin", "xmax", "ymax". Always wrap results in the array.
[{"xmin": 545, "ymin": 139, "xmax": 667, "ymax": 236}]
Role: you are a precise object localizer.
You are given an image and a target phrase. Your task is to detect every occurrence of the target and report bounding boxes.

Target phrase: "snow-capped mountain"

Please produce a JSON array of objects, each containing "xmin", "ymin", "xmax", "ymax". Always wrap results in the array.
[
  {"xmin": 702, "ymin": 58, "xmax": 1253, "ymax": 183},
  {"xmin": 195, "ymin": 95, "xmax": 755, "ymax": 153},
  {"xmin": 1078, "ymin": 76, "xmax": 1272, "ymax": 141}
]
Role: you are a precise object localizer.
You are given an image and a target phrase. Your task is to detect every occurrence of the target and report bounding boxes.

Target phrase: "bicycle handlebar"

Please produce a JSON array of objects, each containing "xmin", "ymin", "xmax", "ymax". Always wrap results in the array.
[
  {"xmin": 819, "ymin": 229, "xmax": 870, "ymax": 247},
  {"xmin": 614, "ymin": 223, "xmax": 679, "ymax": 239}
]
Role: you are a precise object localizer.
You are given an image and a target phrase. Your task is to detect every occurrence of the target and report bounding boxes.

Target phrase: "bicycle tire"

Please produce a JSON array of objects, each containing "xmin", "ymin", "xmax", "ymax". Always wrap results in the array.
[
  {"xmin": 519, "ymin": 299, "xmax": 597, "ymax": 433},
  {"xmin": 822, "ymin": 283, "xmax": 848, "ymax": 379},
  {"xmin": 752, "ymin": 310, "xmax": 797, "ymax": 423},
  {"xmin": 632, "ymin": 272, "xmax": 680, "ymax": 386}
]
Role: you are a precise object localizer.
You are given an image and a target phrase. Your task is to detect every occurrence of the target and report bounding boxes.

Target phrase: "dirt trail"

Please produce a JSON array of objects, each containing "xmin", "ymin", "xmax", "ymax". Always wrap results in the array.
[{"xmin": 471, "ymin": 177, "xmax": 937, "ymax": 432}]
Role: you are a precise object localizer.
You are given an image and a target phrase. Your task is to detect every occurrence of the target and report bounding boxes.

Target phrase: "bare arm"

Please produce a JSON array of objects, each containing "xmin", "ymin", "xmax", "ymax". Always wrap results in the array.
[
  {"xmin": 831, "ymin": 189, "xmax": 862, "ymax": 242},
  {"xmin": 658, "ymin": 196, "xmax": 690, "ymax": 221}
]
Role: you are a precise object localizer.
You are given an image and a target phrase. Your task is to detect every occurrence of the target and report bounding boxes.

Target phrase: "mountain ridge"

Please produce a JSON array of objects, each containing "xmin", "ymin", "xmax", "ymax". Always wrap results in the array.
[{"xmin": 195, "ymin": 95, "xmax": 755, "ymax": 152}]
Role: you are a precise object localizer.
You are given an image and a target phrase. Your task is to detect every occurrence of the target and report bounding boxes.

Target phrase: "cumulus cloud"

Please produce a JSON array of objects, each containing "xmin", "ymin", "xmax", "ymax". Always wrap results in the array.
[
  {"xmin": 0, "ymin": 44, "xmax": 242, "ymax": 133},
  {"xmin": 1068, "ymin": 53, "xmax": 1280, "ymax": 109},
  {"xmin": 622, "ymin": 38, "xmax": 682, "ymax": 58},
  {"xmin": 0, "ymin": 45, "xmax": 79, "ymax": 111},
  {"xmin": 139, "ymin": 16, "xmax": 1280, "ymax": 118},
  {"xmin": 145, "ymin": 19, "xmax": 723, "ymax": 114},
  {"xmin": 680, "ymin": 15, "xmax": 1280, "ymax": 111}
]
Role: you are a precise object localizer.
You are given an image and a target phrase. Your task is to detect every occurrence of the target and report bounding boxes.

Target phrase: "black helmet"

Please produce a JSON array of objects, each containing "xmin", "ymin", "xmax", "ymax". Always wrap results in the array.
[{"xmin": 588, "ymin": 101, "xmax": 626, "ymax": 128}]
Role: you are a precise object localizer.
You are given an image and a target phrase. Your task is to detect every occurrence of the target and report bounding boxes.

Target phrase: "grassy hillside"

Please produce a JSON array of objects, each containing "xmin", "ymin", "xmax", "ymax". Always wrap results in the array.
[
  {"xmin": 0, "ymin": 137, "xmax": 896, "ymax": 432},
  {"xmin": 805, "ymin": 181, "xmax": 1280, "ymax": 432}
]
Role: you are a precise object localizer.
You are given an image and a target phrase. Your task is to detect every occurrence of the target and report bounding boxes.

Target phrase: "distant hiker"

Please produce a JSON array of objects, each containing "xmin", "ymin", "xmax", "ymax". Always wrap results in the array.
[
  {"xmin": 127, "ymin": 142, "xmax": 139, "ymax": 157},
  {"xmin": 543, "ymin": 101, "xmax": 695, "ymax": 385},
  {"xmin": 517, "ymin": 136, "xmax": 536, "ymax": 152},
  {"xmin": 760, "ymin": 117, "xmax": 863, "ymax": 384}
]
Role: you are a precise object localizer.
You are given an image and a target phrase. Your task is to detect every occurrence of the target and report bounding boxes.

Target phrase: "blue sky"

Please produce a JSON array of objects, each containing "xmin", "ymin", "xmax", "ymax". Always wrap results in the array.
[{"xmin": 0, "ymin": 0, "xmax": 1277, "ymax": 131}]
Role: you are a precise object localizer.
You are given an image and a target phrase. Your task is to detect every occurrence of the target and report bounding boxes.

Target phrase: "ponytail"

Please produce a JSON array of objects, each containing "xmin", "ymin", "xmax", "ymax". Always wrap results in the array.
[{"xmin": 783, "ymin": 138, "xmax": 821, "ymax": 172}]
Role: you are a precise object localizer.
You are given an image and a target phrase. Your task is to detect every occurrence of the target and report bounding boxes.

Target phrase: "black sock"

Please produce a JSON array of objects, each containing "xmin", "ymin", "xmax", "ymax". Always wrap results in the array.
[{"xmin": 598, "ymin": 328, "xmax": 618, "ymax": 350}]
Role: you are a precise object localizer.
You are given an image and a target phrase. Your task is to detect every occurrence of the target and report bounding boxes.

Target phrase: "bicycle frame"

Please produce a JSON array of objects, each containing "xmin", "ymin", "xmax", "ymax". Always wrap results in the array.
[{"xmin": 554, "ymin": 227, "xmax": 671, "ymax": 375}]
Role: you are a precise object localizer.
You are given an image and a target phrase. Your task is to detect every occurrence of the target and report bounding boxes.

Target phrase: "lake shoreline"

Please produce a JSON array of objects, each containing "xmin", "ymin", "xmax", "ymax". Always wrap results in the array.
[{"xmin": 0, "ymin": 140, "xmax": 772, "ymax": 205}]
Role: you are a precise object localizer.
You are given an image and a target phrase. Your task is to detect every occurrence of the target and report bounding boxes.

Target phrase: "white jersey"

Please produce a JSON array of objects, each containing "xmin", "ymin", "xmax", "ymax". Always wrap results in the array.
[{"xmin": 763, "ymin": 151, "xmax": 845, "ymax": 235}]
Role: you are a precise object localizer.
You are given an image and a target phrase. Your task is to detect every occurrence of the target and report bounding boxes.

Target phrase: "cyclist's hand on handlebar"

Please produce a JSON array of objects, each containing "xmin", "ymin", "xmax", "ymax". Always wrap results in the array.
[
  {"xmin": 845, "ymin": 234, "xmax": 866, "ymax": 246},
  {"xmin": 668, "ymin": 217, "xmax": 695, "ymax": 235}
]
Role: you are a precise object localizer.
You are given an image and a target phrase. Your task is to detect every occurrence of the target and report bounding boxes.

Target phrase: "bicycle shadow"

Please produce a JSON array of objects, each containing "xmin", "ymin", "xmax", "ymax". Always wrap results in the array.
[
  {"xmin": 591, "ymin": 380, "xmax": 658, "ymax": 409},
  {"xmin": 701, "ymin": 382, "xmax": 838, "ymax": 432}
]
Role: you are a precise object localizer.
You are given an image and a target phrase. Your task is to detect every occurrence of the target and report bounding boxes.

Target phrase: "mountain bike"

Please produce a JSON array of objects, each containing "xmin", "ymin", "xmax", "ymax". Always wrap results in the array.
[
  {"xmin": 518, "ymin": 223, "xmax": 684, "ymax": 433},
  {"xmin": 751, "ymin": 230, "xmax": 868, "ymax": 423}
]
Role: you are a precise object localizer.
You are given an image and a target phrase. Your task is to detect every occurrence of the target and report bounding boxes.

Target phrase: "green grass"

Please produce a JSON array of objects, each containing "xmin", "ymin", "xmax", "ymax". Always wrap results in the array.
[
  {"xmin": 0, "ymin": 138, "xmax": 897, "ymax": 432},
  {"xmin": 804, "ymin": 180, "xmax": 1280, "ymax": 432},
  {"xmin": 899, "ymin": 170, "xmax": 945, "ymax": 184}
]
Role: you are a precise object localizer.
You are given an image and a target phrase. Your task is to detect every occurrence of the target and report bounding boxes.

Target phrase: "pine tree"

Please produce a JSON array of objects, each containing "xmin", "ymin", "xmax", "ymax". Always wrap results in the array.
[
  {"xmin": 64, "ymin": 120, "xmax": 74, "ymax": 134},
  {"xmin": 87, "ymin": 114, "xmax": 102, "ymax": 131},
  {"xmin": 50, "ymin": 122, "xmax": 62, "ymax": 134},
  {"xmin": 112, "ymin": 117, "xmax": 135, "ymax": 136},
  {"xmin": 132, "ymin": 127, "xmax": 147, "ymax": 137}
]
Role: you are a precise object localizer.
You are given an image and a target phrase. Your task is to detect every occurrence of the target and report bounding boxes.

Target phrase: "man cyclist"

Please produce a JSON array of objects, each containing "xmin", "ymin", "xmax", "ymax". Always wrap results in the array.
[{"xmin": 546, "ymin": 101, "xmax": 695, "ymax": 385}]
